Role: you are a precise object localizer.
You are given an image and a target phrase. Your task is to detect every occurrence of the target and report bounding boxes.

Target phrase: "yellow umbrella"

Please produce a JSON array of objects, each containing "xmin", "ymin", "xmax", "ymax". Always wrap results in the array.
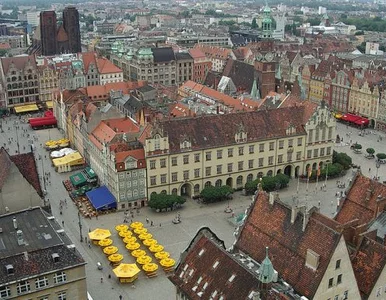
[
  {"xmin": 108, "ymin": 253, "xmax": 124, "ymax": 263},
  {"xmin": 98, "ymin": 239, "xmax": 113, "ymax": 247},
  {"xmin": 149, "ymin": 244, "xmax": 164, "ymax": 253},
  {"xmin": 131, "ymin": 249, "xmax": 146, "ymax": 258},
  {"xmin": 155, "ymin": 251, "xmax": 170, "ymax": 260},
  {"xmin": 160, "ymin": 258, "xmax": 176, "ymax": 268},
  {"xmin": 137, "ymin": 255, "xmax": 152, "ymax": 265},
  {"xmin": 130, "ymin": 222, "xmax": 143, "ymax": 229},
  {"xmin": 143, "ymin": 239, "xmax": 158, "ymax": 247},
  {"xmin": 103, "ymin": 246, "xmax": 118, "ymax": 255},
  {"xmin": 115, "ymin": 224, "xmax": 129, "ymax": 232},
  {"xmin": 143, "ymin": 263, "xmax": 158, "ymax": 273},
  {"xmin": 138, "ymin": 233, "xmax": 153, "ymax": 240},
  {"xmin": 119, "ymin": 231, "xmax": 133, "ymax": 238},
  {"xmin": 88, "ymin": 228, "xmax": 112, "ymax": 241},
  {"xmin": 122, "ymin": 236, "xmax": 137, "ymax": 244},
  {"xmin": 125, "ymin": 242, "xmax": 141, "ymax": 250},
  {"xmin": 134, "ymin": 227, "xmax": 148, "ymax": 235},
  {"xmin": 113, "ymin": 263, "xmax": 141, "ymax": 279}
]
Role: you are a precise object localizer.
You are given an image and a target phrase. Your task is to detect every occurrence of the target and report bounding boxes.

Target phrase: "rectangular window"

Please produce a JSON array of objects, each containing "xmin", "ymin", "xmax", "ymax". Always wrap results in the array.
[
  {"xmin": 217, "ymin": 165, "xmax": 222, "ymax": 174},
  {"xmin": 258, "ymin": 158, "xmax": 264, "ymax": 167},
  {"xmin": 259, "ymin": 143, "xmax": 264, "ymax": 153},
  {"xmin": 248, "ymin": 159, "xmax": 254, "ymax": 169},
  {"xmin": 171, "ymin": 172, "xmax": 177, "ymax": 182},
  {"xmin": 205, "ymin": 167, "xmax": 211, "ymax": 176},
  {"xmin": 297, "ymin": 138, "xmax": 302, "ymax": 146},
  {"xmin": 288, "ymin": 139, "xmax": 293, "ymax": 147},
  {"xmin": 238, "ymin": 161, "xmax": 243, "ymax": 171},
  {"xmin": 308, "ymin": 129, "xmax": 313, "ymax": 143},
  {"xmin": 183, "ymin": 155, "xmax": 189, "ymax": 164},
  {"xmin": 194, "ymin": 168, "xmax": 200, "ymax": 178},
  {"xmin": 54, "ymin": 272, "xmax": 67, "ymax": 284},
  {"xmin": 217, "ymin": 150, "xmax": 223, "ymax": 159},
  {"xmin": 194, "ymin": 153, "xmax": 200, "ymax": 162},
  {"xmin": 171, "ymin": 157, "xmax": 177, "ymax": 166},
  {"xmin": 160, "ymin": 174, "xmax": 167, "ymax": 184},
  {"xmin": 17, "ymin": 281, "xmax": 30, "ymax": 294},
  {"xmin": 183, "ymin": 170, "xmax": 189, "ymax": 180},
  {"xmin": 268, "ymin": 156, "xmax": 273, "ymax": 165},
  {"xmin": 287, "ymin": 153, "xmax": 292, "ymax": 162},
  {"xmin": 337, "ymin": 274, "xmax": 342, "ymax": 285},
  {"xmin": 327, "ymin": 146, "xmax": 331, "ymax": 155},
  {"xmin": 228, "ymin": 148, "xmax": 233, "ymax": 157},
  {"xmin": 328, "ymin": 278, "xmax": 333, "ymax": 288},
  {"xmin": 227, "ymin": 163, "xmax": 233, "ymax": 173},
  {"xmin": 0, "ymin": 286, "xmax": 11, "ymax": 298},
  {"xmin": 58, "ymin": 291, "xmax": 67, "ymax": 300},
  {"xmin": 35, "ymin": 276, "xmax": 48, "ymax": 289},
  {"xmin": 269, "ymin": 142, "xmax": 274, "ymax": 151},
  {"xmin": 313, "ymin": 149, "xmax": 318, "ymax": 158},
  {"xmin": 150, "ymin": 160, "xmax": 156, "ymax": 169},
  {"xmin": 278, "ymin": 154, "xmax": 283, "ymax": 163},
  {"xmin": 296, "ymin": 151, "xmax": 301, "ymax": 160},
  {"xmin": 307, "ymin": 150, "xmax": 312, "ymax": 159},
  {"xmin": 320, "ymin": 148, "xmax": 325, "ymax": 156},
  {"xmin": 206, "ymin": 152, "xmax": 211, "ymax": 161},
  {"xmin": 150, "ymin": 176, "xmax": 156, "ymax": 186},
  {"xmin": 328, "ymin": 127, "xmax": 333, "ymax": 140},
  {"xmin": 238, "ymin": 147, "xmax": 244, "ymax": 156},
  {"xmin": 279, "ymin": 140, "xmax": 284, "ymax": 149},
  {"xmin": 249, "ymin": 145, "xmax": 254, "ymax": 154},
  {"xmin": 160, "ymin": 158, "xmax": 166, "ymax": 168}
]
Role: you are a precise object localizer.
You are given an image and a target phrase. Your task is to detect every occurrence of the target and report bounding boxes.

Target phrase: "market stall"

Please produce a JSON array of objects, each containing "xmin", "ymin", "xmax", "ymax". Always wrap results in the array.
[
  {"xmin": 113, "ymin": 263, "xmax": 141, "ymax": 283},
  {"xmin": 88, "ymin": 228, "xmax": 111, "ymax": 244},
  {"xmin": 86, "ymin": 186, "xmax": 117, "ymax": 212}
]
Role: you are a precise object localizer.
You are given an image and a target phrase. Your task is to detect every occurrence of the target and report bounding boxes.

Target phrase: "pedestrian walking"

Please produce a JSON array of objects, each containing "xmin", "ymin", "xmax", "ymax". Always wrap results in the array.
[
  {"xmin": 119, "ymin": 295, "xmax": 123, "ymax": 300},
  {"xmin": 88, "ymin": 242, "xmax": 91, "ymax": 248},
  {"xmin": 100, "ymin": 277, "xmax": 103, "ymax": 283},
  {"xmin": 146, "ymin": 218, "xmax": 149, "ymax": 224},
  {"xmin": 61, "ymin": 221, "xmax": 64, "ymax": 227},
  {"xmin": 369, "ymin": 168, "xmax": 371, "ymax": 172},
  {"xmin": 151, "ymin": 221, "xmax": 154, "ymax": 226}
]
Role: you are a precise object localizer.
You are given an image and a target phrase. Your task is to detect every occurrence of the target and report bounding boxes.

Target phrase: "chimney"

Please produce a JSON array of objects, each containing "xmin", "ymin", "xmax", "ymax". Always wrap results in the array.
[
  {"xmin": 291, "ymin": 206, "xmax": 298, "ymax": 224},
  {"xmin": 13, "ymin": 217, "xmax": 17, "ymax": 230},
  {"xmin": 16, "ymin": 230, "xmax": 25, "ymax": 246},
  {"xmin": 302, "ymin": 208, "xmax": 310, "ymax": 232},
  {"xmin": 23, "ymin": 251, "xmax": 29, "ymax": 261}
]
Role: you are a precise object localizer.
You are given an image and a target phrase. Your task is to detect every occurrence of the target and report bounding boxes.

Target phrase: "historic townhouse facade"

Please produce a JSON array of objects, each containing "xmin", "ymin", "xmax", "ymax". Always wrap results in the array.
[
  {"xmin": 37, "ymin": 64, "xmax": 59, "ymax": 104},
  {"xmin": 141, "ymin": 105, "xmax": 335, "ymax": 197},
  {"xmin": 330, "ymin": 70, "xmax": 352, "ymax": 113}
]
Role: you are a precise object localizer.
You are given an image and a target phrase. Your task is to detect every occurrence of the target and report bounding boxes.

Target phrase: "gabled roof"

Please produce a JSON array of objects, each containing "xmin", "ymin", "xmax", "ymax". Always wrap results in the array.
[
  {"xmin": 61, "ymin": 88, "xmax": 87, "ymax": 104},
  {"xmin": 222, "ymin": 59, "xmax": 256, "ymax": 93},
  {"xmin": 0, "ymin": 148, "xmax": 43, "ymax": 198},
  {"xmin": 235, "ymin": 192, "xmax": 342, "ymax": 299},
  {"xmin": 169, "ymin": 227, "xmax": 261, "ymax": 300},
  {"xmin": 169, "ymin": 102, "xmax": 194, "ymax": 118},
  {"xmin": 82, "ymin": 52, "xmax": 97, "ymax": 73},
  {"xmin": 351, "ymin": 236, "xmax": 386, "ymax": 298},
  {"xmin": 1, "ymin": 55, "xmax": 37, "ymax": 74},
  {"xmin": 56, "ymin": 24, "xmax": 68, "ymax": 42},
  {"xmin": 145, "ymin": 106, "xmax": 307, "ymax": 154},
  {"xmin": 335, "ymin": 173, "xmax": 386, "ymax": 226},
  {"xmin": 151, "ymin": 47, "xmax": 175, "ymax": 63},
  {"xmin": 114, "ymin": 148, "xmax": 145, "ymax": 164},
  {"xmin": 96, "ymin": 57, "xmax": 122, "ymax": 74}
]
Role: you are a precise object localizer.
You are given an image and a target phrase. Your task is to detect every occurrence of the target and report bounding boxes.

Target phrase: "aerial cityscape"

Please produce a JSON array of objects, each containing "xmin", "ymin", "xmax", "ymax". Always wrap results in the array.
[{"xmin": 0, "ymin": 0, "xmax": 386, "ymax": 299}]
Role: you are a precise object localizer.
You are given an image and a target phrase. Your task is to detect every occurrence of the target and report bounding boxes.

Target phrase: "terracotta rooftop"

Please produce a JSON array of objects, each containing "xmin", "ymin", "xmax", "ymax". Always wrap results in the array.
[
  {"xmin": 56, "ymin": 24, "xmax": 68, "ymax": 42},
  {"xmin": 61, "ymin": 88, "xmax": 87, "ymax": 104},
  {"xmin": 194, "ymin": 44, "xmax": 233, "ymax": 61},
  {"xmin": 169, "ymin": 102, "xmax": 194, "ymax": 118},
  {"xmin": 351, "ymin": 236, "xmax": 386, "ymax": 298},
  {"xmin": 96, "ymin": 57, "xmax": 122, "ymax": 74},
  {"xmin": 188, "ymin": 48, "xmax": 207, "ymax": 60},
  {"xmin": 222, "ymin": 59, "xmax": 256, "ymax": 93},
  {"xmin": 82, "ymin": 51, "xmax": 97, "ymax": 73},
  {"xmin": 114, "ymin": 148, "xmax": 146, "ymax": 164},
  {"xmin": 144, "ymin": 106, "xmax": 307, "ymax": 154},
  {"xmin": 335, "ymin": 173, "xmax": 386, "ymax": 226},
  {"xmin": 279, "ymin": 95, "xmax": 318, "ymax": 123},
  {"xmin": 235, "ymin": 192, "xmax": 342, "ymax": 299},
  {"xmin": 1, "ymin": 55, "xmax": 37, "ymax": 75}
]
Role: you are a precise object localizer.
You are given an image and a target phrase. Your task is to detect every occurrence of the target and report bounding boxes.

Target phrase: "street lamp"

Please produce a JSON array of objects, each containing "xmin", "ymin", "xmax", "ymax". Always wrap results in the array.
[
  {"xmin": 376, "ymin": 161, "xmax": 381, "ymax": 180},
  {"xmin": 15, "ymin": 124, "xmax": 20, "ymax": 154},
  {"xmin": 78, "ymin": 211, "xmax": 83, "ymax": 242},
  {"xmin": 324, "ymin": 160, "xmax": 331, "ymax": 188}
]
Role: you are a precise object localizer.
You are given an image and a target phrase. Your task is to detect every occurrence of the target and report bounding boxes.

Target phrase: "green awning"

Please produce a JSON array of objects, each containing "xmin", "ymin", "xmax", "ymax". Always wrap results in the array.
[
  {"xmin": 70, "ymin": 172, "xmax": 87, "ymax": 187},
  {"xmin": 85, "ymin": 167, "xmax": 97, "ymax": 179}
]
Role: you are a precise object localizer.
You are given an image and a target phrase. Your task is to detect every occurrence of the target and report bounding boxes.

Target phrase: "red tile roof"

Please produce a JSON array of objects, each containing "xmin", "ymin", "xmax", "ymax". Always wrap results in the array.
[
  {"xmin": 193, "ymin": 44, "xmax": 234, "ymax": 61},
  {"xmin": 144, "ymin": 106, "xmax": 307, "ymax": 154},
  {"xmin": 279, "ymin": 95, "xmax": 318, "ymax": 123},
  {"xmin": 335, "ymin": 173, "xmax": 386, "ymax": 226},
  {"xmin": 82, "ymin": 52, "xmax": 97, "ymax": 73},
  {"xmin": 1, "ymin": 55, "xmax": 37, "ymax": 75},
  {"xmin": 169, "ymin": 228, "xmax": 261, "ymax": 299},
  {"xmin": 351, "ymin": 236, "xmax": 386, "ymax": 298},
  {"xmin": 56, "ymin": 24, "xmax": 68, "ymax": 42},
  {"xmin": 114, "ymin": 148, "xmax": 145, "ymax": 164},
  {"xmin": 169, "ymin": 102, "xmax": 194, "ymax": 118},
  {"xmin": 235, "ymin": 192, "xmax": 342, "ymax": 298},
  {"xmin": 188, "ymin": 48, "xmax": 206, "ymax": 60},
  {"xmin": 96, "ymin": 57, "xmax": 122, "ymax": 74}
]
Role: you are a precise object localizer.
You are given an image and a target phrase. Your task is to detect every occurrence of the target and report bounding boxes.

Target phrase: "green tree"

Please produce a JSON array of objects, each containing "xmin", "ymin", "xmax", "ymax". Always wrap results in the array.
[
  {"xmin": 251, "ymin": 17, "xmax": 258, "ymax": 29},
  {"xmin": 333, "ymin": 151, "xmax": 352, "ymax": 170},
  {"xmin": 200, "ymin": 185, "xmax": 233, "ymax": 203},
  {"xmin": 148, "ymin": 193, "xmax": 186, "ymax": 210}
]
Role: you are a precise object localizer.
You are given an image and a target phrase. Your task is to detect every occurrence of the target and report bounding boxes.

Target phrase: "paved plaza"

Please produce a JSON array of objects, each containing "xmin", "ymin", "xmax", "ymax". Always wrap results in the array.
[{"xmin": 1, "ymin": 116, "xmax": 386, "ymax": 300}]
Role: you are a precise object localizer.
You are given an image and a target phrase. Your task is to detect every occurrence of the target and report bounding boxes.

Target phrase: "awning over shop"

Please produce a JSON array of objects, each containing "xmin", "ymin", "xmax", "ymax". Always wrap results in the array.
[
  {"xmin": 52, "ymin": 152, "xmax": 84, "ymax": 167},
  {"xmin": 86, "ymin": 186, "xmax": 117, "ymax": 211},
  {"xmin": 70, "ymin": 172, "xmax": 87, "ymax": 187},
  {"xmin": 46, "ymin": 101, "xmax": 53, "ymax": 108},
  {"xmin": 341, "ymin": 113, "xmax": 361, "ymax": 123},
  {"xmin": 354, "ymin": 117, "xmax": 369, "ymax": 126},
  {"xmin": 14, "ymin": 104, "xmax": 39, "ymax": 113},
  {"xmin": 85, "ymin": 167, "xmax": 97, "ymax": 179}
]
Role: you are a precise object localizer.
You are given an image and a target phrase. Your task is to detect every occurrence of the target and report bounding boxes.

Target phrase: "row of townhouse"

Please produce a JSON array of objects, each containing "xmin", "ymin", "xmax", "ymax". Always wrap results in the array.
[{"xmin": 0, "ymin": 52, "xmax": 123, "ymax": 109}]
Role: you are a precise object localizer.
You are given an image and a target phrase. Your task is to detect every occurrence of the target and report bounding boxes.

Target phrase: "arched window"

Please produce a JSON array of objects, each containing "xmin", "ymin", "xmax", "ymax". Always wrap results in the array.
[
  {"xmin": 215, "ymin": 179, "xmax": 222, "ymax": 187},
  {"xmin": 194, "ymin": 184, "xmax": 200, "ymax": 194},
  {"xmin": 205, "ymin": 181, "xmax": 211, "ymax": 188},
  {"xmin": 172, "ymin": 188, "xmax": 178, "ymax": 195},
  {"xmin": 257, "ymin": 172, "xmax": 264, "ymax": 178},
  {"xmin": 161, "ymin": 190, "xmax": 167, "ymax": 194},
  {"xmin": 236, "ymin": 176, "xmax": 243, "ymax": 186},
  {"xmin": 247, "ymin": 174, "xmax": 254, "ymax": 182},
  {"xmin": 267, "ymin": 170, "xmax": 273, "ymax": 177}
]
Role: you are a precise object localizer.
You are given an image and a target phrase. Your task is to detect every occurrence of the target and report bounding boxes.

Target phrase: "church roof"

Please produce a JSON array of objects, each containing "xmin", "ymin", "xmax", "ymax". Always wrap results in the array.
[{"xmin": 57, "ymin": 24, "xmax": 68, "ymax": 42}]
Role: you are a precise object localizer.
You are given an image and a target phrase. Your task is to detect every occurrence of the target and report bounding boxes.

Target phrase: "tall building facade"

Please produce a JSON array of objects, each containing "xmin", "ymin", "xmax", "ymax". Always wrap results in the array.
[
  {"xmin": 40, "ymin": 11, "xmax": 57, "ymax": 56},
  {"xmin": 63, "ymin": 6, "xmax": 81, "ymax": 54}
]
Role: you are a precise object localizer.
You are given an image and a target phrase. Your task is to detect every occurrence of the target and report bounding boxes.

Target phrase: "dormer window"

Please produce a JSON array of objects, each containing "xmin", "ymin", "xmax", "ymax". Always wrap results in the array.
[
  {"xmin": 180, "ymin": 139, "xmax": 191, "ymax": 150},
  {"xmin": 286, "ymin": 125, "xmax": 296, "ymax": 135}
]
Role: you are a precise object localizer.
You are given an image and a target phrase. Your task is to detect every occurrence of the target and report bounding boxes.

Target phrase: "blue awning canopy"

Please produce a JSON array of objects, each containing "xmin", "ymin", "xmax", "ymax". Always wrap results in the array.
[{"xmin": 86, "ymin": 186, "xmax": 117, "ymax": 211}]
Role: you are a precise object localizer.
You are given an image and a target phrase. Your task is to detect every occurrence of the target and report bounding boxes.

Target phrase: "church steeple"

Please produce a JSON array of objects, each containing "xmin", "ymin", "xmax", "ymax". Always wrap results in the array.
[
  {"xmin": 258, "ymin": 247, "xmax": 274, "ymax": 284},
  {"xmin": 262, "ymin": 0, "xmax": 273, "ymax": 39}
]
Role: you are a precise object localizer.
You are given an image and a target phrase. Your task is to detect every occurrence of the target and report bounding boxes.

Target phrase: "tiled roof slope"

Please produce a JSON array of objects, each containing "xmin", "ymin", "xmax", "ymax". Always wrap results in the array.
[
  {"xmin": 169, "ymin": 227, "xmax": 261, "ymax": 300},
  {"xmin": 235, "ymin": 192, "xmax": 341, "ymax": 299},
  {"xmin": 151, "ymin": 106, "xmax": 307, "ymax": 153},
  {"xmin": 351, "ymin": 237, "xmax": 386, "ymax": 298},
  {"xmin": 10, "ymin": 152, "xmax": 43, "ymax": 197},
  {"xmin": 222, "ymin": 59, "xmax": 256, "ymax": 93},
  {"xmin": 335, "ymin": 173, "xmax": 386, "ymax": 226},
  {"xmin": 1, "ymin": 55, "xmax": 36, "ymax": 74},
  {"xmin": 0, "ymin": 148, "xmax": 12, "ymax": 189}
]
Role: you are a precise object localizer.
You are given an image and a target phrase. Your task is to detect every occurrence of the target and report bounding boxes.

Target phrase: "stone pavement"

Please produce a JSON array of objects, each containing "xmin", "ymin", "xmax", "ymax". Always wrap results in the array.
[{"xmin": 1, "ymin": 116, "xmax": 385, "ymax": 300}]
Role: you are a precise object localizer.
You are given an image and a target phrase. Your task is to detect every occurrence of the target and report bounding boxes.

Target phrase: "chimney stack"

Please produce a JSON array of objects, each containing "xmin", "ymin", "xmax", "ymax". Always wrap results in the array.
[{"xmin": 13, "ymin": 217, "xmax": 17, "ymax": 230}]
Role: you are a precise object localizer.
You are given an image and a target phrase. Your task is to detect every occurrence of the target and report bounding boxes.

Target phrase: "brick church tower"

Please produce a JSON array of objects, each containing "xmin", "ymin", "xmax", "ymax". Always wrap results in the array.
[
  {"xmin": 40, "ymin": 11, "xmax": 57, "ymax": 56},
  {"xmin": 63, "ymin": 6, "xmax": 81, "ymax": 54}
]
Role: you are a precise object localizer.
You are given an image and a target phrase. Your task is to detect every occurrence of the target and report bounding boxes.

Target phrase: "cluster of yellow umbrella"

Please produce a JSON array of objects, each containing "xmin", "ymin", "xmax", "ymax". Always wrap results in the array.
[
  {"xmin": 45, "ymin": 138, "xmax": 70, "ymax": 149},
  {"xmin": 88, "ymin": 228, "xmax": 112, "ymax": 245}
]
